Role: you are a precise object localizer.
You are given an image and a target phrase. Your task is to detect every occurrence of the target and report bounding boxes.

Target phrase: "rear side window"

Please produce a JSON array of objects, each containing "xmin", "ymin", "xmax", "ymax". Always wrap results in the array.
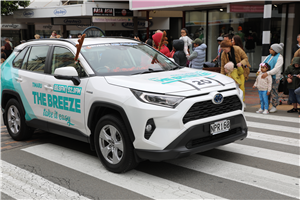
[
  {"xmin": 27, "ymin": 46, "xmax": 49, "ymax": 73},
  {"xmin": 12, "ymin": 47, "xmax": 28, "ymax": 69}
]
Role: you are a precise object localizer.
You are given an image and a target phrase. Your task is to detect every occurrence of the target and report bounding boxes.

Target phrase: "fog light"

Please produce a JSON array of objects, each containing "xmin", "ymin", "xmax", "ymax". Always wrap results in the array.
[
  {"xmin": 144, "ymin": 118, "xmax": 156, "ymax": 140},
  {"xmin": 145, "ymin": 124, "xmax": 152, "ymax": 132}
]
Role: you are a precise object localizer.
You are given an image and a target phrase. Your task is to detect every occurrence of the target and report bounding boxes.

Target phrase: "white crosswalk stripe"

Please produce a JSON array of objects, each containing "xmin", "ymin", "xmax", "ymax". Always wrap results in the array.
[
  {"xmin": 247, "ymin": 121, "xmax": 300, "ymax": 134},
  {"xmin": 247, "ymin": 131, "xmax": 300, "ymax": 147},
  {"xmin": 1, "ymin": 160, "xmax": 91, "ymax": 200},
  {"xmin": 2, "ymin": 114, "xmax": 300, "ymax": 200},
  {"xmin": 244, "ymin": 112, "xmax": 300, "ymax": 123},
  {"xmin": 22, "ymin": 143, "xmax": 226, "ymax": 200},
  {"xmin": 167, "ymin": 155, "xmax": 299, "ymax": 199},
  {"xmin": 217, "ymin": 143, "xmax": 300, "ymax": 166}
]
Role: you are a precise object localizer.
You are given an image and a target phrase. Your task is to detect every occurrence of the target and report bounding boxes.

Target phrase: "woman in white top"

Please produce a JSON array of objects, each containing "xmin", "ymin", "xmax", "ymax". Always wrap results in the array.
[
  {"xmin": 258, "ymin": 43, "xmax": 284, "ymax": 113},
  {"xmin": 179, "ymin": 28, "xmax": 192, "ymax": 58}
]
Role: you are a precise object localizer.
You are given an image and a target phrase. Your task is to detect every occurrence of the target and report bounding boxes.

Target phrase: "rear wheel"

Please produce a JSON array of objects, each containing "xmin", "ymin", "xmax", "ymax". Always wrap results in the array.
[
  {"xmin": 5, "ymin": 99, "xmax": 33, "ymax": 140},
  {"xmin": 94, "ymin": 114, "xmax": 137, "ymax": 173}
]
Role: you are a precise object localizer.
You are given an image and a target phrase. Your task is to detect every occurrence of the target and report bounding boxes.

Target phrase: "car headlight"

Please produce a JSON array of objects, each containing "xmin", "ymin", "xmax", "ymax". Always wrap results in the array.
[{"xmin": 131, "ymin": 89, "xmax": 185, "ymax": 108}]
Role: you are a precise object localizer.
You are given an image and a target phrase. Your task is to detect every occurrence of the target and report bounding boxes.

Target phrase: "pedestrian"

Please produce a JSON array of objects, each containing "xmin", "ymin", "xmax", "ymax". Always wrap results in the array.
[
  {"xmin": 232, "ymin": 35, "xmax": 251, "ymax": 80},
  {"xmin": 4, "ymin": 38, "xmax": 12, "ymax": 57},
  {"xmin": 1, "ymin": 48, "xmax": 6, "ymax": 60},
  {"xmin": 291, "ymin": 48, "xmax": 300, "ymax": 64},
  {"xmin": 282, "ymin": 57, "xmax": 300, "ymax": 115},
  {"xmin": 145, "ymin": 38, "xmax": 153, "ymax": 46},
  {"xmin": 50, "ymin": 31, "xmax": 57, "ymax": 38},
  {"xmin": 259, "ymin": 43, "xmax": 284, "ymax": 113},
  {"xmin": 292, "ymin": 34, "xmax": 300, "ymax": 59},
  {"xmin": 213, "ymin": 36, "xmax": 223, "ymax": 67},
  {"xmin": 179, "ymin": 28, "xmax": 193, "ymax": 58},
  {"xmin": 172, "ymin": 39, "xmax": 187, "ymax": 66},
  {"xmin": 224, "ymin": 61, "xmax": 243, "ymax": 86},
  {"xmin": 253, "ymin": 63, "xmax": 272, "ymax": 114},
  {"xmin": 77, "ymin": 33, "xmax": 82, "ymax": 38},
  {"xmin": 223, "ymin": 33, "xmax": 232, "ymax": 41},
  {"xmin": 1, "ymin": 58, "xmax": 5, "ymax": 65},
  {"xmin": 34, "ymin": 34, "xmax": 40, "ymax": 39},
  {"xmin": 220, "ymin": 40, "xmax": 249, "ymax": 106},
  {"xmin": 152, "ymin": 31, "xmax": 171, "ymax": 57},
  {"xmin": 188, "ymin": 38, "xmax": 207, "ymax": 69}
]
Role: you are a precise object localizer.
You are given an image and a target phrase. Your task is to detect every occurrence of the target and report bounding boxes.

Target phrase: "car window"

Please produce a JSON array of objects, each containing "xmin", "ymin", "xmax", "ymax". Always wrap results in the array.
[
  {"xmin": 27, "ymin": 46, "xmax": 49, "ymax": 73},
  {"xmin": 51, "ymin": 47, "xmax": 86, "ymax": 77},
  {"xmin": 21, "ymin": 47, "xmax": 30, "ymax": 70},
  {"xmin": 12, "ymin": 47, "xmax": 28, "ymax": 69},
  {"xmin": 81, "ymin": 43, "xmax": 177, "ymax": 76}
]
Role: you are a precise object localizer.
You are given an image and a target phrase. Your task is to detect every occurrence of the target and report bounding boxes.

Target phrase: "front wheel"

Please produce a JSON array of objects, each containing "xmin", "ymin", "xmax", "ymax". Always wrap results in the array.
[
  {"xmin": 94, "ymin": 114, "xmax": 137, "ymax": 173},
  {"xmin": 5, "ymin": 99, "xmax": 33, "ymax": 140}
]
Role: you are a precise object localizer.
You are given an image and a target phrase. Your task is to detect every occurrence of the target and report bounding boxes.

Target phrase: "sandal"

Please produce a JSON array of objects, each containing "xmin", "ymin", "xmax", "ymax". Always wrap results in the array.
[{"xmin": 287, "ymin": 108, "xmax": 298, "ymax": 113}]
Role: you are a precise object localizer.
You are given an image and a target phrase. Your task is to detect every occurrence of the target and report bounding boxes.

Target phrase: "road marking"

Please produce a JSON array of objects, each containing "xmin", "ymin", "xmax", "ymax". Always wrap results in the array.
[
  {"xmin": 247, "ymin": 131, "xmax": 300, "ymax": 147},
  {"xmin": 247, "ymin": 121, "xmax": 300, "ymax": 134},
  {"xmin": 22, "ymin": 143, "xmax": 226, "ymax": 200},
  {"xmin": 1, "ymin": 160, "xmax": 91, "ymax": 200},
  {"xmin": 167, "ymin": 155, "xmax": 300, "ymax": 199},
  {"xmin": 217, "ymin": 143, "xmax": 300, "ymax": 166},
  {"xmin": 244, "ymin": 112, "xmax": 300, "ymax": 123}
]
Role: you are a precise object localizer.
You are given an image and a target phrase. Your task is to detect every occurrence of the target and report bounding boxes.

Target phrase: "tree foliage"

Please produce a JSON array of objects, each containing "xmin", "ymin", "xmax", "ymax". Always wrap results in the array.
[{"xmin": 1, "ymin": 1, "xmax": 30, "ymax": 15}]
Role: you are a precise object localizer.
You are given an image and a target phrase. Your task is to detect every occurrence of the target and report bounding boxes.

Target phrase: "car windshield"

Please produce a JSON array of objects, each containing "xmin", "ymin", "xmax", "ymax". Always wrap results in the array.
[{"xmin": 80, "ymin": 43, "xmax": 178, "ymax": 76}]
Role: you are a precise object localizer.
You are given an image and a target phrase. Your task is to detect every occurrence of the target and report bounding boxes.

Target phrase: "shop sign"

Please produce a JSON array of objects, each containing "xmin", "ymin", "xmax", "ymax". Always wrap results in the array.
[
  {"xmin": 1, "ymin": 24, "xmax": 27, "ymax": 30},
  {"xmin": 53, "ymin": 18, "xmax": 91, "ymax": 25},
  {"xmin": 54, "ymin": 8, "xmax": 67, "ymax": 16},
  {"xmin": 229, "ymin": 4, "xmax": 264, "ymax": 13},
  {"xmin": 122, "ymin": 20, "xmax": 153, "ymax": 29},
  {"xmin": 23, "ymin": 10, "xmax": 34, "ymax": 17},
  {"xmin": 115, "ymin": 9, "xmax": 133, "ymax": 17},
  {"xmin": 93, "ymin": 16, "xmax": 132, "ymax": 23},
  {"xmin": 93, "ymin": 8, "xmax": 113, "ymax": 16},
  {"xmin": 130, "ymin": 0, "xmax": 229, "ymax": 10}
]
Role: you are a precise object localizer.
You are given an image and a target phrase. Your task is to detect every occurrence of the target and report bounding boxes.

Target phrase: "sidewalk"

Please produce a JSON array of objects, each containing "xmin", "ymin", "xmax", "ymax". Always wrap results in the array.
[{"xmin": 245, "ymin": 74, "xmax": 299, "ymax": 118}]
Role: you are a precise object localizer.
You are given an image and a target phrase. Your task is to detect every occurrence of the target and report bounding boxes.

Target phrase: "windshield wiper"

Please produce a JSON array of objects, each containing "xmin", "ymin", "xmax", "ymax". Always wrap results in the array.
[{"xmin": 133, "ymin": 68, "xmax": 165, "ymax": 75}]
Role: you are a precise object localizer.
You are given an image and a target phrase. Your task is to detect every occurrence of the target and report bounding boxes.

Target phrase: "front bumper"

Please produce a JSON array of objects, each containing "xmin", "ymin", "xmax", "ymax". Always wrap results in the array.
[{"xmin": 135, "ymin": 114, "xmax": 247, "ymax": 162}]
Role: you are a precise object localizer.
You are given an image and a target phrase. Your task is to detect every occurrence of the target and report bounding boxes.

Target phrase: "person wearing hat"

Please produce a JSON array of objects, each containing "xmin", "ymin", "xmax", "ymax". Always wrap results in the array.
[
  {"xmin": 259, "ymin": 43, "xmax": 284, "ymax": 113},
  {"xmin": 213, "ymin": 36, "xmax": 224, "ymax": 66},
  {"xmin": 188, "ymin": 38, "xmax": 207, "ymax": 69}
]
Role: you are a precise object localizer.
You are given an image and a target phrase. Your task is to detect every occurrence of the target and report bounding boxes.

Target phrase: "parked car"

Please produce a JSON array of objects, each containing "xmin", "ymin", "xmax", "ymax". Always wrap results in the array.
[{"xmin": 1, "ymin": 37, "xmax": 247, "ymax": 173}]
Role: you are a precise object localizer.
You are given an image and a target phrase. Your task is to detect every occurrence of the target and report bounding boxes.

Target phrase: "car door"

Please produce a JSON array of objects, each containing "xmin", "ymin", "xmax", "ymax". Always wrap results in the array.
[
  {"xmin": 12, "ymin": 45, "xmax": 50, "ymax": 127},
  {"xmin": 44, "ymin": 45, "xmax": 89, "ymax": 137}
]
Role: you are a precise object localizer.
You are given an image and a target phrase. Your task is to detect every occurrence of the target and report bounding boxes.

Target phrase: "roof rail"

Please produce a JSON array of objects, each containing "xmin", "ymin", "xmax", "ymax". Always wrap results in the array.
[{"xmin": 27, "ymin": 38, "xmax": 77, "ymax": 46}]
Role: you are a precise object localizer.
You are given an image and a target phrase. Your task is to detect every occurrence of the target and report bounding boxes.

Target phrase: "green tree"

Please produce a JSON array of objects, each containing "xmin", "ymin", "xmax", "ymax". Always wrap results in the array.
[{"xmin": 1, "ymin": 1, "xmax": 30, "ymax": 16}]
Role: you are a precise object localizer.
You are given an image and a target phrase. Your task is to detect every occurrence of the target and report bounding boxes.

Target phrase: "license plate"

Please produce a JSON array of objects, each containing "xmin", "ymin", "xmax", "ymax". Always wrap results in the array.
[{"xmin": 210, "ymin": 120, "xmax": 230, "ymax": 135}]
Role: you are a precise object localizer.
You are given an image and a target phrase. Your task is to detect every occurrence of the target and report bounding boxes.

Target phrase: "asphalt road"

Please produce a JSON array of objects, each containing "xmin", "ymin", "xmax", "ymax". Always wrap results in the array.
[{"xmin": 1, "ymin": 110, "xmax": 299, "ymax": 200}]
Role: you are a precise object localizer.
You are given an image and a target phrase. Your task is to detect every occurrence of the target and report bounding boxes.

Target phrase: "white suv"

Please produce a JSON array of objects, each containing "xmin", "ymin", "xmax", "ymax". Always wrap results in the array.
[{"xmin": 1, "ymin": 37, "xmax": 247, "ymax": 173}]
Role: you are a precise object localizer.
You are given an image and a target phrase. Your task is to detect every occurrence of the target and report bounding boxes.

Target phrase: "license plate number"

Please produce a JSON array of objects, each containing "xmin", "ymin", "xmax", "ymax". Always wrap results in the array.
[{"xmin": 210, "ymin": 120, "xmax": 230, "ymax": 135}]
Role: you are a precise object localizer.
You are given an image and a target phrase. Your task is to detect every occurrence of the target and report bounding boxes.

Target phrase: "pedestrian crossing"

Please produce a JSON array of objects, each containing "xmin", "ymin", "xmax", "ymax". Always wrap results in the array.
[{"xmin": 1, "ymin": 111, "xmax": 300, "ymax": 200}]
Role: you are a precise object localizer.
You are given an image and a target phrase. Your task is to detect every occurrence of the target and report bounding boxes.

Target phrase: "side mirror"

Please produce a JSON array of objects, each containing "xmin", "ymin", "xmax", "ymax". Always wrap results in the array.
[{"xmin": 54, "ymin": 66, "xmax": 81, "ymax": 85}]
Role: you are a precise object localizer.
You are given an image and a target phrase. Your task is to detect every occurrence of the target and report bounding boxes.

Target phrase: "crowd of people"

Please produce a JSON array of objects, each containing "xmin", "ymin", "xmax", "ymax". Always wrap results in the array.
[
  {"xmin": 142, "ymin": 29, "xmax": 300, "ymax": 117},
  {"xmin": 2, "ymin": 29, "xmax": 299, "ymax": 117}
]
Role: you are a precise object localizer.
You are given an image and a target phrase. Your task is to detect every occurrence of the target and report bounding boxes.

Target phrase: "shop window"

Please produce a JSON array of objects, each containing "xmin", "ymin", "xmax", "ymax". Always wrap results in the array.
[
  {"xmin": 27, "ymin": 46, "xmax": 49, "ymax": 73},
  {"xmin": 12, "ymin": 47, "xmax": 28, "ymax": 69}
]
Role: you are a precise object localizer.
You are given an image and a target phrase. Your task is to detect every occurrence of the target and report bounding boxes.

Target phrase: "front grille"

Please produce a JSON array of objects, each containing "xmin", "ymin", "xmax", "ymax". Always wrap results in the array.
[
  {"xmin": 183, "ymin": 95, "xmax": 242, "ymax": 124},
  {"xmin": 186, "ymin": 128, "xmax": 241, "ymax": 149}
]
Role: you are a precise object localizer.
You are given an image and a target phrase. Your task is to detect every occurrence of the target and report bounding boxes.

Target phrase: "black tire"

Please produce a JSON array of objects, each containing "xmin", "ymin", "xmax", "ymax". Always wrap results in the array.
[
  {"xmin": 94, "ymin": 114, "xmax": 137, "ymax": 173},
  {"xmin": 4, "ymin": 99, "xmax": 33, "ymax": 141}
]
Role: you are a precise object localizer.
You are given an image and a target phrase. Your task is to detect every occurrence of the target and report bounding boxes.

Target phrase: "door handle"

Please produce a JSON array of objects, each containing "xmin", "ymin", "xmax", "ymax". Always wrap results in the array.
[
  {"xmin": 44, "ymin": 85, "xmax": 53, "ymax": 90},
  {"xmin": 14, "ymin": 77, "xmax": 22, "ymax": 82}
]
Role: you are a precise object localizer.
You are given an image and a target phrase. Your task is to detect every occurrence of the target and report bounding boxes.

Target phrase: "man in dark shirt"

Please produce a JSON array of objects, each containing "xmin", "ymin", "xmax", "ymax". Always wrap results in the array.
[{"xmin": 4, "ymin": 38, "xmax": 12, "ymax": 57}]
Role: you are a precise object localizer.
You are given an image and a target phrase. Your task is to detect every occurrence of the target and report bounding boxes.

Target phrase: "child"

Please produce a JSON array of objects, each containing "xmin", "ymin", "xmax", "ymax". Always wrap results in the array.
[
  {"xmin": 172, "ymin": 39, "xmax": 187, "ymax": 66},
  {"xmin": 253, "ymin": 63, "xmax": 272, "ymax": 114},
  {"xmin": 224, "ymin": 61, "xmax": 243, "ymax": 86},
  {"xmin": 282, "ymin": 57, "xmax": 300, "ymax": 116}
]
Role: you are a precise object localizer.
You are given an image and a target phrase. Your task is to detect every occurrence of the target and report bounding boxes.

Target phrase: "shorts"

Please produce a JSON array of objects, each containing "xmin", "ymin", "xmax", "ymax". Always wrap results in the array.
[{"xmin": 288, "ymin": 89, "xmax": 300, "ymax": 104}]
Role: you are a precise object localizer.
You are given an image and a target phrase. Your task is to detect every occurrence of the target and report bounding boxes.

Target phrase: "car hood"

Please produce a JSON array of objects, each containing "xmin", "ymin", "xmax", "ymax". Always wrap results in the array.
[{"xmin": 104, "ymin": 68, "xmax": 235, "ymax": 94}]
